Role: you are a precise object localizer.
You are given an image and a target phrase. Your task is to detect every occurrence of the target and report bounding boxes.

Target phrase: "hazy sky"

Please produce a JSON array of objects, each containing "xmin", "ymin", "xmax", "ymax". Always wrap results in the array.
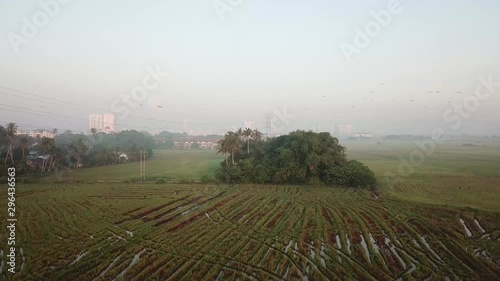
[{"xmin": 1, "ymin": 0, "xmax": 499, "ymax": 135}]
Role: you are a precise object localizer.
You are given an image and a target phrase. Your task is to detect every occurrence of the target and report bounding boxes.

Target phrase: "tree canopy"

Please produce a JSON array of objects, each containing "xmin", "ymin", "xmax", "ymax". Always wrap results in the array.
[{"xmin": 216, "ymin": 129, "xmax": 377, "ymax": 188}]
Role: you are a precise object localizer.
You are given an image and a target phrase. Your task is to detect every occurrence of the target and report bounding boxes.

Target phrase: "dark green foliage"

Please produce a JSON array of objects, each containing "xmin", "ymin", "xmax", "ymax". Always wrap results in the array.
[
  {"xmin": 215, "ymin": 162, "xmax": 243, "ymax": 184},
  {"xmin": 155, "ymin": 178, "xmax": 166, "ymax": 184},
  {"xmin": 324, "ymin": 160, "xmax": 377, "ymax": 189},
  {"xmin": 200, "ymin": 175, "xmax": 217, "ymax": 184},
  {"xmin": 216, "ymin": 130, "xmax": 376, "ymax": 188},
  {"xmin": 55, "ymin": 130, "xmax": 155, "ymax": 168}
]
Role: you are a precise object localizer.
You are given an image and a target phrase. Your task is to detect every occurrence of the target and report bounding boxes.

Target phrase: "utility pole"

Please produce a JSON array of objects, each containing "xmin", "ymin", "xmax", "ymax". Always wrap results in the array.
[
  {"xmin": 140, "ymin": 149, "xmax": 146, "ymax": 180},
  {"xmin": 143, "ymin": 150, "xmax": 146, "ymax": 180}
]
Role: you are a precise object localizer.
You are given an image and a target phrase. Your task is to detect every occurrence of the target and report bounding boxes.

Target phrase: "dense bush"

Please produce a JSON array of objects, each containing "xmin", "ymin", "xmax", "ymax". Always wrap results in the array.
[
  {"xmin": 324, "ymin": 160, "xmax": 377, "ymax": 189},
  {"xmin": 200, "ymin": 175, "xmax": 217, "ymax": 184}
]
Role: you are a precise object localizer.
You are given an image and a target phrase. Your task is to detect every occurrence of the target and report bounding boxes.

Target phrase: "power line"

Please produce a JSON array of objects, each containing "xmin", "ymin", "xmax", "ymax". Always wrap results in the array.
[
  {"xmin": 0, "ymin": 103, "xmax": 153, "ymax": 130},
  {"xmin": 0, "ymin": 85, "xmax": 235, "ymax": 128}
]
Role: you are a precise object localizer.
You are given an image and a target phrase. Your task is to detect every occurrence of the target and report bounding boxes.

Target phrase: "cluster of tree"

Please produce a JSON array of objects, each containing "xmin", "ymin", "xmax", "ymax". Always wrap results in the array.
[
  {"xmin": 154, "ymin": 131, "xmax": 223, "ymax": 149},
  {"xmin": 0, "ymin": 123, "xmax": 155, "ymax": 175},
  {"xmin": 461, "ymin": 143, "xmax": 476, "ymax": 147},
  {"xmin": 215, "ymin": 129, "xmax": 377, "ymax": 188},
  {"xmin": 55, "ymin": 129, "xmax": 155, "ymax": 168},
  {"xmin": 382, "ymin": 135, "xmax": 429, "ymax": 141},
  {"xmin": 154, "ymin": 131, "xmax": 189, "ymax": 149}
]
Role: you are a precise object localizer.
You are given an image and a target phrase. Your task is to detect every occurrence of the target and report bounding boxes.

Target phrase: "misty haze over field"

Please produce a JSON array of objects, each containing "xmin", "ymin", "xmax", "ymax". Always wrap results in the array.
[{"xmin": 1, "ymin": 0, "xmax": 499, "ymax": 135}]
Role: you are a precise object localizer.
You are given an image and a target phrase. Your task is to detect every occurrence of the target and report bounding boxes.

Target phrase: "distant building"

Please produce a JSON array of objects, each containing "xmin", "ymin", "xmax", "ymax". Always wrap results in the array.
[
  {"xmin": 118, "ymin": 152, "xmax": 129, "ymax": 161},
  {"xmin": 173, "ymin": 139, "xmax": 218, "ymax": 150},
  {"xmin": 89, "ymin": 114, "xmax": 102, "ymax": 131},
  {"xmin": 17, "ymin": 130, "xmax": 55, "ymax": 139},
  {"xmin": 339, "ymin": 124, "xmax": 353, "ymax": 136},
  {"xmin": 244, "ymin": 121, "xmax": 254, "ymax": 130},
  {"xmin": 354, "ymin": 132, "xmax": 374, "ymax": 138},
  {"xmin": 89, "ymin": 113, "xmax": 115, "ymax": 133},
  {"xmin": 183, "ymin": 141, "xmax": 193, "ymax": 150}
]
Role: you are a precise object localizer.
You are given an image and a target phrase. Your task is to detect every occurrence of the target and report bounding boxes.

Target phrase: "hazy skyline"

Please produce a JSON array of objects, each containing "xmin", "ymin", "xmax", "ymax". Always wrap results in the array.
[{"xmin": 1, "ymin": 0, "xmax": 499, "ymax": 135}]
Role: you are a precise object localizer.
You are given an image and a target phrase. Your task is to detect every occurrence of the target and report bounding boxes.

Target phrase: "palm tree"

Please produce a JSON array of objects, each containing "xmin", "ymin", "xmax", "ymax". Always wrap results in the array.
[
  {"xmin": 4, "ymin": 123, "xmax": 18, "ymax": 166},
  {"xmin": 216, "ymin": 139, "xmax": 228, "ymax": 165},
  {"xmin": 89, "ymin": 128, "xmax": 98, "ymax": 150},
  {"xmin": 52, "ymin": 128, "xmax": 58, "ymax": 136},
  {"xmin": 242, "ymin": 128, "xmax": 252, "ymax": 154},
  {"xmin": 40, "ymin": 137, "xmax": 56, "ymax": 173},
  {"xmin": 48, "ymin": 148, "xmax": 63, "ymax": 172},
  {"xmin": 225, "ymin": 132, "xmax": 241, "ymax": 165},
  {"xmin": 41, "ymin": 137, "xmax": 56, "ymax": 154},
  {"xmin": 19, "ymin": 137, "xmax": 29, "ymax": 159},
  {"xmin": 0, "ymin": 126, "xmax": 7, "ymax": 157},
  {"xmin": 69, "ymin": 139, "xmax": 87, "ymax": 168},
  {"xmin": 236, "ymin": 127, "xmax": 243, "ymax": 137},
  {"xmin": 251, "ymin": 129, "xmax": 263, "ymax": 141}
]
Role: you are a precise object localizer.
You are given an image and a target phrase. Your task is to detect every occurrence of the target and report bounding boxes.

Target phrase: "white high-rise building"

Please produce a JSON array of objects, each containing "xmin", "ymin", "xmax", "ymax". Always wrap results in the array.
[
  {"xmin": 89, "ymin": 114, "xmax": 103, "ymax": 130},
  {"xmin": 102, "ymin": 113, "xmax": 115, "ymax": 133},
  {"xmin": 89, "ymin": 113, "xmax": 115, "ymax": 133},
  {"xmin": 339, "ymin": 124, "xmax": 353, "ymax": 136},
  {"xmin": 244, "ymin": 121, "xmax": 254, "ymax": 130}
]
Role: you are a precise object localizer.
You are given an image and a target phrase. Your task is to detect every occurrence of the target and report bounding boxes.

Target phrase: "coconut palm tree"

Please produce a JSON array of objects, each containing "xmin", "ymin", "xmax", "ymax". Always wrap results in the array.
[
  {"xmin": 225, "ymin": 132, "xmax": 241, "ymax": 165},
  {"xmin": 216, "ymin": 139, "xmax": 228, "ymax": 165},
  {"xmin": 69, "ymin": 139, "xmax": 87, "ymax": 168},
  {"xmin": 251, "ymin": 129, "xmax": 263, "ymax": 141},
  {"xmin": 4, "ymin": 123, "xmax": 18, "ymax": 166},
  {"xmin": 0, "ymin": 126, "xmax": 7, "ymax": 157},
  {"xmin": 48, "ymin": 148, "xmax": 62, "ymax": 172},
  {"xmin": 89, "ymin": 128, "xmax": 99, "ymax": 151},
  {"xmin": 40, "ymin": 137, "xmax": 56, "ymax": 173},
  {"xmin": 242, "ymin": 128, "xmax": 252, "ymax": 154},
  {"xmin": 236, "ymin": 127, "xmax": 243, "ymax": 137},
  {"xmin": 41, "ymin": 137, "xmax": 55, "ymax": 154},
  {"xmin": 19, "ymin": 137, "xmax": 29, "ymax": 159}
]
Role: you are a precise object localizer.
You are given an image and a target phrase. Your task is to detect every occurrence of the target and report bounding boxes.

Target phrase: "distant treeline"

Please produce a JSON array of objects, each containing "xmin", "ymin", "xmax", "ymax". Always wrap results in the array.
[
  {"xmin": 382, "ymin": 134, "xmax": 500, "ymax": 141},
  {"xmin": 0, "ymin": 123, "xmax": 156, "ymax": 175},
  {"xmin": 154, "ymin": 131, "xmax": 223, "ymax": 149}
]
